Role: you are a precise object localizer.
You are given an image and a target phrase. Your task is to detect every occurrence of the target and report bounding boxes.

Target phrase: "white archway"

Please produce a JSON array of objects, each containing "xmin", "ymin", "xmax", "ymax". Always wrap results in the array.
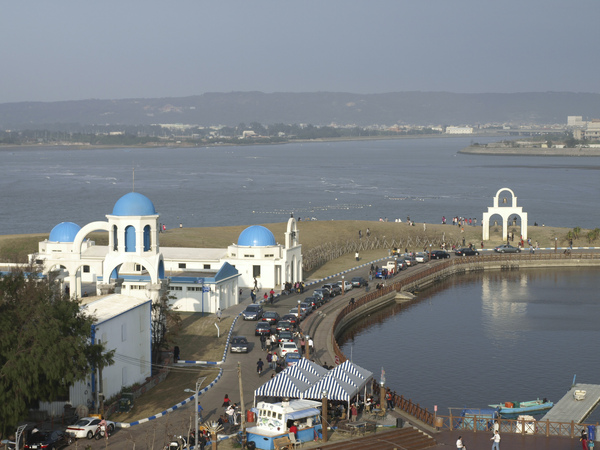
[{"xmin": 482, "ymin": 188, "xmax": 528, "ymax": 241}]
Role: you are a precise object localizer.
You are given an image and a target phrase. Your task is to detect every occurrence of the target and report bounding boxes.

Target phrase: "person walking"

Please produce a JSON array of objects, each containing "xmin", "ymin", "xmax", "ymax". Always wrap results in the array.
[
  {"xmin": 491, "ymin": 430, "xmax": 501, "ymax": 450},
  {"xmin": 257, "ymin": 358, "xmax": 264, "ymax": 375},
  {"xmin": 456, "ymin": 436, "xmax": 466, "ymax": 449},
  {"xmin": 350, "ymin": 404, "xmax": 358, "ymax": 422},
  {"xmin": 260, "ymin": 334, "xmax": 267, "ymax": 350},
  {"xmin": 216, "ymin": 308, "xmax": 222, "ymax": 322},
  {"xmin": 271, "ymin": 352, "xmax": 278, "ymax": 370},
  {"xmin": 270, "ymin": 333, "xmax": 277, "ymax": 352},
  {"xmin": 355, "ymin": 251, "xmax": 359, "ymax": 261}
]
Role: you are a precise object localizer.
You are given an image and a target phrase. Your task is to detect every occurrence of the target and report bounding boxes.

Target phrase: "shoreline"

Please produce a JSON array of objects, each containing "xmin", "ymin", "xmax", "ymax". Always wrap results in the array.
[{"xmin": 459, "ymin": 145, "xmax": 600, "ymax": 157}]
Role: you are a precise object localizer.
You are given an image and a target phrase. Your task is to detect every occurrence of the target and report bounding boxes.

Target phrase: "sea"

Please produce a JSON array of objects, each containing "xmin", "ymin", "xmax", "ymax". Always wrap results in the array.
[
  {"xmin": 0, "ymin": 137, "xmax": 598, "ymax": 234},
  {"xmin": 1, "ymin": 137, "xmax": 599, "ymax": 420}
]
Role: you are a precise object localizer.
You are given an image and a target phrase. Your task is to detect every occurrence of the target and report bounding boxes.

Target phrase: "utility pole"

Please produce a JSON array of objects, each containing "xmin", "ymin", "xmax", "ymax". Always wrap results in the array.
[
  {"xmin": 322, "ymin": 391, "xmax": 328, "ymax": 442},
  {"xmin": 238, "ymin": 362, "xmax": 247, "ymax": 448}
]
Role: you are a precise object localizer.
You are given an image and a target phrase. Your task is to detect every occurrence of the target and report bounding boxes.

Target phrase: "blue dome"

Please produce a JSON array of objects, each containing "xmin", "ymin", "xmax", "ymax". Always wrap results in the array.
[
  {"xmin": 49, "ymin": 222, "xmax": 81, "ymax": 242},
  {"xmin": 112, "ymin": 192, "xmax": 156, "ymax": 216},
  {"xmin": 237, "ymin": 226, "xmax": 277, "ymax": 247}
]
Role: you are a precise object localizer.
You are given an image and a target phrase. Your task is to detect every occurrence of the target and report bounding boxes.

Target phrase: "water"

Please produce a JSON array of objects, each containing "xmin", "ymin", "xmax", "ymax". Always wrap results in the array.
[
  {"xmin": 339, "ymin": 267, "xmax": 600, "ymax": 422},
  {"xmin": 1, "ymin": 137, "xmax": 599, "ymax": 234}
]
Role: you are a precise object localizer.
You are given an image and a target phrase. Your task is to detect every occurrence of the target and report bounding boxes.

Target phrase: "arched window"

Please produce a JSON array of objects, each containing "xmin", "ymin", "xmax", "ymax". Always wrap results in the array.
[
  {"xmin": 125, "ymin": 225, "xmax": 136, "ymax": 252},
  {"xmin": 143, "ymin": 225, "xmax": 151, "ymax": 251},
  {"xmin": 113, "ymin": 225, "xmax": 119, "ymax": 251}
]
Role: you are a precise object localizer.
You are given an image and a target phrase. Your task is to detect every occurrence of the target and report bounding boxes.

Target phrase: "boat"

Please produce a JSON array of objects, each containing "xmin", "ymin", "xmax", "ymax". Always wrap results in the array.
[{"xmin": 488, "ymin": 399, "xmax": 553, "ymax": 416}]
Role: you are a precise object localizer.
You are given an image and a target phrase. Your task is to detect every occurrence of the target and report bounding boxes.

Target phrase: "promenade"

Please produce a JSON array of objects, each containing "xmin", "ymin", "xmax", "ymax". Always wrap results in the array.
[{"xmin": 47, "ymin": 250, "xmax": 600, "ymax": 449}]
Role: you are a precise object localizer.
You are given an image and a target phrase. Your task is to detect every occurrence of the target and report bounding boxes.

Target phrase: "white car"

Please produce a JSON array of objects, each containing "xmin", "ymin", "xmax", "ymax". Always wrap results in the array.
[
  {"xmin": 66, "ymin": 417, "xmax": 115, "ymax": 439},
  {"xmin": 289, "ymin": 307, "xmax": 307, "ymax": 321},
  {"xmin": 336, "ymin": 280, "xmax": 353, "ymax": 292},
  {"xmin": 278, "ymin": 342, "xmax": 299, "ymax": 358}
]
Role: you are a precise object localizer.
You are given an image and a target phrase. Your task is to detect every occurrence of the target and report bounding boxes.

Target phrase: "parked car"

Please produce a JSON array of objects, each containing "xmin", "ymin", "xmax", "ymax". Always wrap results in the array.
[
  {"xmin": 322, "ymin": 283, "xmax": 342, "ymax": 296},
  {"xmin": 404, "ymin": 255, "xmax": 418, "ymax": 266},
  {"xmin": 230, "ymin": 336, "xmax": 249, "ymax": 353},
  {"xmin": 303, "ymin": 297, "xmax": 319, "ymax": 309},
  {"xmin": 494, "ymin": 244, "xmax": 521, "ymax": 253},
  {"xmin": 289, "ymin": 307, "xmax": 307, "ymax": 321},
  {"xmin": 25, "ymin": 430, "xmax": 73, "ymax": 449},
  {"xmin": 277, "ymin": 330, "xmax": 294, "ymax": 344},
  {"xmin": 336, "ymin": 280, "xmax": 353, "ymax": 292},
  {"xmin": 300, "ymin": 301, "xmax": 314, "ymax": 315},
  {"xmin": 276, "ymin": 320, "xmax": 293, "ymax": 333},
  {"xmin": 285, "ymin": 352, "xmax": 302, "ymax": 367},
  {"xmin": 242, "ymin": 304, "xmax": 264, "ymax": 321},
  {"xmin": 67, "ymin": 417, "xmax": 115, "ymax": 439},
  {"xmin": 261, "ymin": 311, "xmax": 280, "ymax": 325},
  {"xmin": 312, "ymin": 289, "xmax": 330, "ymax": 302},
  {"xmin": 351, "ymin": 277, "xmax": 368, "ymax": 287},
  {"xmin": 455, "ymin": 247, "xmax": 480, "ymax": 256},
  {"xmin": 430, "ymin": 250, "xmax": 450, "ymax": 259},
  {"xmin": 415, "ymin": 252, "xmax": 430, "ymax": 263},
  {"xmin": 278, "ymin": 342, "xmax": 299, "ymax": 358},
  {"xmin": 375, "ymin": 268, "xmax": 389, "ymax": 278},
  {"xmin": 281, "ymin": 313, "xmax": 299, "ymax": 327},
  {"xmin": 255, "ymin": 321, "xmax": 272, "ymax": 336}
]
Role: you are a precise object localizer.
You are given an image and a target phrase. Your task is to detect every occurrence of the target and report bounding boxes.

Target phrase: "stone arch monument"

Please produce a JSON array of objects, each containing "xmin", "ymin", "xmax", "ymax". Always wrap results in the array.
[{"xmin": 482, "ymin": 188, "xmax": 528, "ymax": 241}]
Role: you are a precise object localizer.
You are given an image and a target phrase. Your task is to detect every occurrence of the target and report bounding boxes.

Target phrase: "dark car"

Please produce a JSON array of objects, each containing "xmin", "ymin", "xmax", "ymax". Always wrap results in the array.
[
  {"xmin": 299, "ymin": 301, "xmax": 313, "ymax": 315},
  {"xmin": 303, "ymin": 297, "xmax": 319, "ymax": 309},
  {"xmin": 277, "ymin": 330, "xmax": 294, "ymax": 344},
  {"xmin": 312, "ymin": 289, "xmax": 330, "ymax": 302},
  {"xmin": 322, "ymin": 283, "xmax": 342, "ymax": 296},
  {"xmin": 276, "ymin": 320, "xmax": 293, "ymax": 333},
  {"xmin": 281, "ymin": 313, "xmax": 299, "ymax": 327},
  {"xmin": 430, "ymin": 250, "xmax": 451, "ymax": 259},
  {"xmin": 255, "ymin": 321, "xmax": 272, "ymax": 336},
  {"xmin": 455, "ymin": 247, "xmax": 480, "ymax": 256},
  {"xmin": 351, "ymin": 277, "xmax": 368, "ymax": 287},
  {"xmin": 230, "ymin": 336, "xmax": 249, "ymax": 353},
  {"xmin": 404, "ymin": 255, "xmax": 418, "ymax": 266},
  {"xmin": 494, "ymin": 244, "xmax": 521, "ymax": 253},
  {"xmin": 242, "ymin": 304, "xmax": 264, "ymax": 320},
  {"xmin": 25, "ymin": 431, "xmax": 72, "ymax": 450},
  {"xmin": 261, "ymin": 311, "xmax": 280, "ymax": 325}
]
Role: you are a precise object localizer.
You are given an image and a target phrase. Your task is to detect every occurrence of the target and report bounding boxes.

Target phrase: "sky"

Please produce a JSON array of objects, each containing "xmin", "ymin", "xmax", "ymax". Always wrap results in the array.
[{"xmin": 2, "ymin": 0, "xmax": 599, "ymax": 103}]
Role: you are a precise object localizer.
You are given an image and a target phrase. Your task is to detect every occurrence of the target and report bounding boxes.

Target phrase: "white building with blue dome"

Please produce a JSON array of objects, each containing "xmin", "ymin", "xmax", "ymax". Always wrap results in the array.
[{"xmin": 34, "ymin": 192, "xmax": 302, "ymax": 313}]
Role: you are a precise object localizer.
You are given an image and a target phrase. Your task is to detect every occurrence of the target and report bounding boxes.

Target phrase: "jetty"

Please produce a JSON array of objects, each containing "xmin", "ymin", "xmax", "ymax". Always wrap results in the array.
[{"xmin": 542, "ymin": 384, "xmax": 600, "ymax": 423}]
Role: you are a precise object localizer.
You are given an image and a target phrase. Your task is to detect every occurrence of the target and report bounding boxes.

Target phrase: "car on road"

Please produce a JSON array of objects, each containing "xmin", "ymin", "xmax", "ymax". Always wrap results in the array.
[
  {"xmin": 336, "ymin": 280, "xmax": 353, "ymax": 292},
  {"xmin": 242, "ymin": 304, "xmax": 264, "ymax": 320},
  {"xmin": 415, "ymin": 252, "xmax": 430, "ymax": 263},
  {"xmin": 430, "ymin": 250, "xmax": 450, "ymax": 259},
  {"xmin": 494, "ymin": 244, "xmax": 521, "ymax": 253},
  {"xmin": 351, "ymin": 277, "xmax": 368, "ymax": 287},
  {"xmin": 277, "ymin": 330, "xmax": 294, "ymax": 345},
  {"xmin": 299, "ymin": 301, "xmax": 313, "ymax": 315},
  {"xmin": 404, "ymin": 255, "xmax": 418, "ymax": 266},
  {"xmin": 254, "ymin": 321, "xmax": 272, "ymax": 336},
  {"xmin": 230, "ymin": 336, "xmax": 249, "ymax": 353},
  {"xmin": 312, "ymin": 289, "xmax": 331, "ymax": 302},
  {"xmin": 261, "ymin": 311, "xmax": 280, "ymax": 325},
  {"xmin": 303, "ymin": 297, "xmax": 319, "ymax": 309},
  {"xmin": 322, "ymin": 283, "xmax": 342, "ymax": 296},
  {"xmin": 67, "ymin": 417, "xmax": 115, "ymax": 439},
  {"xmin": 289, "ymin": 307, "xmax": 307, "ymax": 321},
  {"xmin": 281, "ymin": 313, "xmax": 299, "ymax": 327},
  {"xmin": 278, "ymin": 342, "xmax": 299, "ymax": 358},
  {"xmin": 455, "ymin": 247, "xmax": 480, "ymax": 257},
  {"xmin": 285, "ymin": 352, "xmax": 302, "ymax": 367},
  {"xmin": 276, "ymin": 320, "xmax": 293, "ymax": 333},
  {"xmin": 25, "ymin": 430, "xmax": 73, "ymax": 449}
]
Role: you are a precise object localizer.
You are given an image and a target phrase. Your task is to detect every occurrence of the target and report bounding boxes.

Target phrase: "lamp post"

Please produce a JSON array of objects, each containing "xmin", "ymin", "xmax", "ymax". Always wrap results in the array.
[
  {"xmin": 184, "ymin": 376, "xmax": 206, "ymax": 450},
  {"xmin": 322, "ymin": 390, "xmax": 328, "ymax": 443},
  {"xmin": 341, "ymin": 275, "xmax": 345, "ymax": 295}
]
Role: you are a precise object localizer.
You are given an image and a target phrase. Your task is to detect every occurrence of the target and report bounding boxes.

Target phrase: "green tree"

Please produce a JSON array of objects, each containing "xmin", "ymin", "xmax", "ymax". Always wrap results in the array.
[{"xmin": 0, "ymin": 268, "xmax": 113, "ymax": 436}]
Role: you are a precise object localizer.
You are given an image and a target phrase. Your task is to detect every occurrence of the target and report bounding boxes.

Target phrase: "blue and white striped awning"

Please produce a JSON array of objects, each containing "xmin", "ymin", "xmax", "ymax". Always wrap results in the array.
[
  {"xmin": 254, "ymin": 358, "xmax": 328, "ymax": 399},
  {"xmin": 302, "ymin": 372, "xmax": 357, "ymax": 402},
  {"xmin": 328, "ymin": 361, "xmax": 373, "ymax": 392}
]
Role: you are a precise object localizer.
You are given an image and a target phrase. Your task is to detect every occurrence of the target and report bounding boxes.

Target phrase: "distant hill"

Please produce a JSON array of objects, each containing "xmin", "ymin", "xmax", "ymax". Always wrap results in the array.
[{"xmin": 1, "ymin": 91, "xmax": 599, "ymax": 129}]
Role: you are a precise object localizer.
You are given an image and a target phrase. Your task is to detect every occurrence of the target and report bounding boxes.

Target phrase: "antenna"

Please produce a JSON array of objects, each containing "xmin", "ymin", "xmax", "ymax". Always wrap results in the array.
[{"xmin": 132, "ymin": 166, "xmax": 135, "ymax": 192}]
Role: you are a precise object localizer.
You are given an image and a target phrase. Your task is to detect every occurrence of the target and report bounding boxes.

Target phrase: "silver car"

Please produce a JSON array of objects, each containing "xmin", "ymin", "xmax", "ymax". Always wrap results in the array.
[{"xmin": 494, "ymin": 244, "xmax": 521, "ymax": 253}]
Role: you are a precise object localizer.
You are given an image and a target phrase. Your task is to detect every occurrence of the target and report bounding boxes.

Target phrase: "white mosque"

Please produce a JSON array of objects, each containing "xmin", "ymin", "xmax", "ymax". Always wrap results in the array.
[{"xmin": 33, "ymin": 191, "xmax": 303, "ymax": 314}]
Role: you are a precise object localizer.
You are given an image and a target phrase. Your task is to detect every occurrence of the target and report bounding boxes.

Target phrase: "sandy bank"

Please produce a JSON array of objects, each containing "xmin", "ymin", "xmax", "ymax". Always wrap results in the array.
[{"xmin": 459, "ymin": 146, "xmax": 600, "ymax": 156}]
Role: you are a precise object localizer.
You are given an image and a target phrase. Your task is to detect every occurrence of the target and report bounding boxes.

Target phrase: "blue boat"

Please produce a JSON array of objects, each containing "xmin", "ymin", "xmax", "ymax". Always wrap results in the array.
[{"xmin": 488, "ymin": 399, "xmax": 553, "ymax": 416}]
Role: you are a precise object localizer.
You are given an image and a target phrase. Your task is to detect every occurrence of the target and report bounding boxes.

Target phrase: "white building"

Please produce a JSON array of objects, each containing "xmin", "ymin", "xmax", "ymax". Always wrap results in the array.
[
  {"xmin": 33, "ymin": 192, "xmax": 302, "ymax": 313},
  {"xmin": 38, "ymin": 295, "xmax": 152, "ymax": 417},
  {"xmin": 446, "ymin": 126, "xmax": 474, "ymax": 134}
]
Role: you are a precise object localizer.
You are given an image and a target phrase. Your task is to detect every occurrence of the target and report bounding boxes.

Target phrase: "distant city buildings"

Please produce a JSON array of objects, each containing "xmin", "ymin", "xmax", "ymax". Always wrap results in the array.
[{"xmin": 568, "ymin": 115, "xmax": 600, "ymax": 141}]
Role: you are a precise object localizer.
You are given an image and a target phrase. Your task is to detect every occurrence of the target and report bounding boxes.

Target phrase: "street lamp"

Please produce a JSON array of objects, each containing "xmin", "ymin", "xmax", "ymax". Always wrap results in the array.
[
  {"xmin": 184, "ymin": 376, "xmax": 206, "ymax": 450},
  {"xmin": 341, "ymin": 275, "xmax": 345, "ymax": 295},
  {"xmin": 322, "ymin": 390, "xmax": 328, "ymax": 443}
]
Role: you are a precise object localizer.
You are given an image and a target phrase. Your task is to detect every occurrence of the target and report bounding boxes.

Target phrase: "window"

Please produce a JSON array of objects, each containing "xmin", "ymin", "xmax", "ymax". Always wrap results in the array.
[
  {"xmin": 253, "ymin": 265, "xmax": 261, "ymax": 278},
  {"xmin": 135, "ymin": 264, "xmax": 142, "ymax": 271},
  {"xmin": 170, "ymin": 286, "xmax": 183, "ymax": 291},
  {"xmin": 121, "ymin": 323, "xmax": 127, "ymax": 342},
  {"xmin": 244, "ymin": 254, "xmax": 255, "ymax": 258},
  {"xmin": 265, "ymin": 254, "xmax": 274, "ymax": 258},
  {"xmin": 83, "ymin": 265, "xmax": 90, "ymax": 273},
  {"xmin": 203, "ymin": 264, "xmax": 210, "ymax": 269},
  {"xmin": 187, "ymin": 286, "xmax": 202, "ymax": 291},
  {"xmin": 179, "ymin": 263, "xmax": 187, "ymax": 269}
]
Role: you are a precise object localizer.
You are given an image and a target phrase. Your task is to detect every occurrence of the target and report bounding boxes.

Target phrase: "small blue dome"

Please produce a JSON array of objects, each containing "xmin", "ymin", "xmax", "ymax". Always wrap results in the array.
[
  {"xmin": 237, "ymin": 226, "xmax": 277, "ymax": 247},
  {"xmin": 112, "ymin": 192, "xmax": 156, "ymax": 216},
  {"xmin": 49, "ymin": 222, "xmax": 81, "ymax": 242}
]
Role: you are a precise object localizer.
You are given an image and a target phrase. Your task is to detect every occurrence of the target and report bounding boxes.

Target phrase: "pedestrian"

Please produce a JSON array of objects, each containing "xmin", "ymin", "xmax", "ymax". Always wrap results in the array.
[
  {"xmin": 350, "ymin": 404, "xmax": 358, "ymax": 422},
  {"xmin": 260, "ymin": 334, "xmax": 266, "ymax": 350},
  {"xmin": 251, "ymin": 290, "xmax": 256, "ymax": 303},
  {"xmin": 366, "ymin": 227, "xmax": 370, "ymax": 237},
  {"xmin": 493, "ymin": 420, "xmax": 499, "ymax": 433},
  {"xmin": 456, "ymin": 436, "xmax": 466, "ymax": 449},
  {"xmin": 271, "ymin": 352, "xmax": 278, "ymax": 370},
  {"xmin": 257, "ymin": 358, "xmax": 264, "ymax": 375},
  {"xmin": 270, "ymin": 334, "xmax": 277, "ymax": 351},
  {"xmin": 254, "ymin": 277, "xmax": 258, "ymax": 290},
  {"xmin": 222, "ymin": 394, "xmax": 231, "ymax": 408},
  {"xmin": 581, "ymin": 428, "xmax": 589, "ymax": 450},
  {"xmin": 308, "ymin": 336, "xmax": 314, "ymax": 353},
  {"xmin": 266, "ymin": 351, "xmax": 272, "ymax": 367},
  {"xmin": 385, "ymin": 389, "xmax": 394, "ymax": 410},
  {"xmin": 355, "ymin": 251, "xmax": 359, "ymax": 261},
  {"xmin": 491, "ymin": 430, "xmax": 500, "ymax": 450},
  {"xmin": 173, "ymin": 345, "xmax": 180, "ymax": 362},
  {"xmin": 358, "ymin": 230, "xmax": 362, "ymax": 239},
  {"xmin": 264, "ymin": 293, "xmax": 268, "ymax": 302},
  {"xmin": 226, "ymin": 403, "xmax": 238, "ymax": 425},
  {"xmin": 216, "ymin": 308, "xmax": 222, "ymax": 322},
  {"xmin": 300, "ymin": 337, "xmax": 305, "ymax": 355},
  {"xmin": 481, "ymin": 241, "xmax": 484, "ymax": 249}
]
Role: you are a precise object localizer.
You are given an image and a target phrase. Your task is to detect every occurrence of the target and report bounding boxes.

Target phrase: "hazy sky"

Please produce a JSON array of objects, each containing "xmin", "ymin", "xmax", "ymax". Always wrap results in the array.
[{"xmin": 2, "ymin": 0, "xmax": 599, "ymax": 103}]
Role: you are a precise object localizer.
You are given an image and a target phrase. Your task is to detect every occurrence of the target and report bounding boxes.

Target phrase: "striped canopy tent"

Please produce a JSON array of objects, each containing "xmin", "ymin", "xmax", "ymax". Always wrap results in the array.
[
  {"xmin": 302, "ymin": 371, "xmax": 357, "ymax": 403},
  {"xmin": 253, "ymin": 358, "xmax": 328, "ymax": 405},
  {"xmin": 333, "ymin": 360, "xmax": 373, "ymax": 392}
]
